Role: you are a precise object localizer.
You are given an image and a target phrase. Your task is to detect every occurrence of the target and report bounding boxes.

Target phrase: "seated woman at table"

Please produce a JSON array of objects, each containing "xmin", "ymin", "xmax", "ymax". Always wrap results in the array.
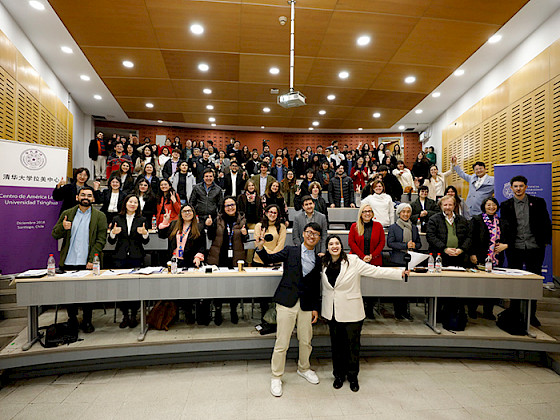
[
  {"xmin": 252, "ymin": 204, "xmax": 287, "ymax": 320},
  {"xmin": 158, "ymin": 204, "xmax": 209, "ymax": 325},
  {"xmin": 348, "ymin": 203, "xmax": 385, "ymax": 319},
  {"xmin": 387, "ymin": 203, "xmax": 422, "ymax": 320},
  {"xmin": 156, "ymin": 179, "xmax": 181, "ymax": 226},
  {"xmin": 360, "ymin": 180, "xmax": 394, "ymax": 227},
  {"xmin": 468, "ymin": 197, "xmax": 508, "ymax": 320},
  {"xmin": 322, "ymin": 234, "xmax": 406, "ymax": 392},
  {"xmin": 426, "ymin": 195, "xmax": 471, "ymax": 267},
  {"xmin": 134, "ymin": 178, "xmax": 157, "ymax": 226},
  {"xmin": 107, "ymin": 194, "xmax": 150, "ymax": 328},
  {"xmin": 94, "ymin": 176, "xmax": 125, "ymax": 225},
  {"xmin": 206, "ymin": 196, "xmax": 249, "ymax": 325}
]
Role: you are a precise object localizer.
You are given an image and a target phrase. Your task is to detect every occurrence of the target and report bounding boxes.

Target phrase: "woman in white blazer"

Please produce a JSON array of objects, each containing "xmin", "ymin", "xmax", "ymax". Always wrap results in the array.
[{"xmin": 322, "ymin": 234, "xmax": 406, "ymax": 392}]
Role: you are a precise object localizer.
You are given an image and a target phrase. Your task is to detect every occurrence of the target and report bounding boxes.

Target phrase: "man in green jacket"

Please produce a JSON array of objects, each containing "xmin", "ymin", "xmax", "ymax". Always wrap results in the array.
[{"xmin": 52, "ymin": 186, "xmax": 107, "ymax": 333}]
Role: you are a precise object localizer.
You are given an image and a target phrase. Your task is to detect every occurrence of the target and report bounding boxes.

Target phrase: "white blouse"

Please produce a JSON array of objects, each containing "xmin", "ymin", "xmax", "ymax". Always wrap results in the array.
[{"xmin": 361, "ymin": 193, "xmax": 394, "ymax": 227}]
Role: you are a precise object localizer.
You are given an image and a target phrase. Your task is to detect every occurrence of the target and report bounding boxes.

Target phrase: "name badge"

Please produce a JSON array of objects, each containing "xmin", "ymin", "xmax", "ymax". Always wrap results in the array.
[
  {"xmin": 178, "ymin": 248, "xmax": 183, "ymax": 258},
  {"xmin": 228, "ymin": 249, "xmax": 233, "ymax": 259}
]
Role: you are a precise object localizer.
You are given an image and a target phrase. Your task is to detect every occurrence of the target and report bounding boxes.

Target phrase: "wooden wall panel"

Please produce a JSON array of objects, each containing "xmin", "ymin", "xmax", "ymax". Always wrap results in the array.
[{"xmin": 508, "ymin": 49, "xmax": 550, "ymax": 104}]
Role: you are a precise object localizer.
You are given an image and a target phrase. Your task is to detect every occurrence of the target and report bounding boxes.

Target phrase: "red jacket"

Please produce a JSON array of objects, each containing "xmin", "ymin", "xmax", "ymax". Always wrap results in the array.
[
  {"xmin": 350, "ymin": 166, "xmax": 368, "ymax": 191},
  {"xmin": 156, "ymin": 193, "xmax": 181, "ymax": 226},
  {"xmin": 348, "ymin": 221, "xmax": 385, "ymax": 266}
]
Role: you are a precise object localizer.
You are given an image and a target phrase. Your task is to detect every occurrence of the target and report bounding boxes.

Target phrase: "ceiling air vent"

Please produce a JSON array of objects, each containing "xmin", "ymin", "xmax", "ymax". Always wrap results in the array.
[
  {"xmin": 92, "ymin": 115, "xmax": 107, "ymax": 120},
  {"xmin": 405, "ymin": 128, "xmax": 415, "ymax": 131}
]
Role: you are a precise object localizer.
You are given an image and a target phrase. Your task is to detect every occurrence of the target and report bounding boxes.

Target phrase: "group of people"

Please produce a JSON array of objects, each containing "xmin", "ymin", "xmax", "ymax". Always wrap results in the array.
[{"xmin": 51, "ymin": 134, "xmax": 551, "ymax": 397}]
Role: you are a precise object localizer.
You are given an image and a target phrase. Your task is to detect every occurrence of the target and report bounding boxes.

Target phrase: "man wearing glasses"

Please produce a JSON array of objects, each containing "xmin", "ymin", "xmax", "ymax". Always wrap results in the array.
[{"xmin": 255, "ymin": 222, "xmax": 323, "ymax": 397}]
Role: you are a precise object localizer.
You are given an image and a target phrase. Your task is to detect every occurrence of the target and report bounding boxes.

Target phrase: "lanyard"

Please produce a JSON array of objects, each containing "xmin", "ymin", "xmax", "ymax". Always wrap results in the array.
[{"xmin": 227, "ymin": 223, "xmax": 235, "ymax": 249}]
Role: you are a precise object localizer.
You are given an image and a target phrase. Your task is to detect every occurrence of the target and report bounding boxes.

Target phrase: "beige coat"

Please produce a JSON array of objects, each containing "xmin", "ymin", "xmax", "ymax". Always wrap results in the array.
[{"xmin": 321, "ymin": 254, "xmax": 403, "ymax": 322}]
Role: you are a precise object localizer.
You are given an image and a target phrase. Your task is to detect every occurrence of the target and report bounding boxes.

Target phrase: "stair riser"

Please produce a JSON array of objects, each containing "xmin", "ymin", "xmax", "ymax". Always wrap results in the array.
[
  {"xmin": 0, "ymin": 294, "xmax": 16, "ymax": 304},
  {"xmin": 0, "ymin": 278, "xmax": 15, "ymax": 289},
  {"xmin": 0, "ymin": 307, "xmax": 27, "ymax": 319}
]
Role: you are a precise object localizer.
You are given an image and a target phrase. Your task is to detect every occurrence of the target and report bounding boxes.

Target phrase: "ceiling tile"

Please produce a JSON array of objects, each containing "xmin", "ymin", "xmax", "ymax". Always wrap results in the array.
[
  {"xmin": 334, "ymin": 0, "xmax": 432, "ymax": 16},
  {"xmin": 356, "ymin": 90, "xmax": 426, "ymax": 110},
  {"xmin": 238, "ymin": 54, "xmax": 313, "ymax": 85},
  {"xmin": 371, "ymin": 64, "xmax": 454, "ymax": 93},
  {"xmin": 391, "ymin": 18, "xmax": 499, "ymax": 68},
  {"xmin": 81, "ymin": 47, "xmax": 170, "ymax": 78},
  {"xmin": 162, "ymin": 50, "xmax": 240, "ymax": 81},
  {"xmin": 299, "ymin": 86, "xmax": 367, "ymax": 107},
  {"xmin": 305, "ymin": 59, "xmax": 384, "ymax": 89},
  {"xmin": 238, "ymin": 115, "xmax": 293, "ymax": 127},
  {"xmin": 182, "ymin": 113, "xmax": 239, "ymax": 126},
  {"xmin": 126, "ymin": 111, "xmax": 185, "ymax": 122},
  {"xmin": 172, "ymin": 80, "xmax": 239, "ymax": 101},
  {"xmin": 105, "ymin": 78, "xmax": 177, "ymax": 98},
  {"xmin": 423, "ymin": 0, "xmax": 530, "ymax": 25}
]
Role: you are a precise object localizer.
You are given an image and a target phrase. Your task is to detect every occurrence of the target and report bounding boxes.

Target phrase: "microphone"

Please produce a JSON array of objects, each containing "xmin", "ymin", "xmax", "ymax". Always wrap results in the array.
[
  {"xmin": 247, "ymin": 234, "xmax": 274, "ymax": 243},
  {"xmin": 403, "ymin": 251, "xmax": 411, "ymax": 282}
]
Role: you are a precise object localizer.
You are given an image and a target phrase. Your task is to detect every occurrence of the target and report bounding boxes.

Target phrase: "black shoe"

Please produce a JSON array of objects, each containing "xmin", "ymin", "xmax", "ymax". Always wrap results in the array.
[
  {"xmin": 349, "ymin": 380, "xmax": 359, "ymax": 392},
  {"xmin": 365, "ymin": 307, "xmax": 375, "ymax": 320},
  {"xmin": 394, "ymin": 313, "xmax": 405, "ymax": 321},
  {"xmin": 530, "ymin": 316, "xmax": 541, "ymax": 327},
  {"xmin": 468, "ymin": 310, "xmax": 478, "ymax": 319},
  {"xmin": 119, "ymin": 317, "xmax": 129, "ymax": 329},
  {"xmin": 68, "ymin": 316, "xmax": 79, "ymax": 330},
  {"xmin": 403, "ymin": 312, "xmax": 414, "ymax": 322},
  {"xmin": 80, "ymin": 321, "xmax": 95, "ymax": 334},
  {"xmin": 128, "ymin": 316, "xmax": 138, "ymax": 329},
  {"xmin": 214, "ymin": 311, "xmax": 223, "ymax": 326},
  {"xmin": 333, "ymin": 377, "xmax": 344, "ymax": 389},
  {"xmin": 231, "ymin": 311, "xmax": 239, "ymax": 324},
  {"xmin": 483, "ymin": 312, "xmax": 496, "ymax": 321}
]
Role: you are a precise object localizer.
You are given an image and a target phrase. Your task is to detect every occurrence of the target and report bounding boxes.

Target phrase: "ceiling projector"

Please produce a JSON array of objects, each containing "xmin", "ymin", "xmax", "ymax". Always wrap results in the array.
[{"xmin": 277, "ymin": 91, "xmax": 306, "ymax": 108}]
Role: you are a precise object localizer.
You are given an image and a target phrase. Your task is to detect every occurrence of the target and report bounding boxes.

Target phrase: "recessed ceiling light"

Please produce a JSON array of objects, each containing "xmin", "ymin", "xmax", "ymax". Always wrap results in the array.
[
  {"xmin": 29, "ymin": 1, "xmax": 45, "ymax": 11},
  {"xmin": 145, "ymin": 102, "xmax": 154, "ymax": 108},
  {"xmin": 327, "ymin": 94, "xmax": 336, "ymax": 101},
  {"xmin": 454, "ymin": 69, "xmax": 465, "ymax": 76},
  {"xmin": 122, "ymin": 60, "xmax": 134, "ymax": 68},
  {"xmin": 415, "ymin": 109, "xmax": 423, "ymax": 114},
  {"xmin": 263, "ymin": 107, "xmax": 271, "ymax": 113},
  {"xmin": 338, "ymin": 71, "xmax": 349, "ymax": 79},
  {"xmin": 372, "ymin": 112, "xmax": 381, "ymax": 118},
  {"xmin": 190, "ymin": 24, "xmax": 204, "ymax": 35},
  {"xmin": 308, "ymin": 127, "xmax": 314, "ymax": 131},
  {"xmin": 203, "ymin": 88, "xmax": 212, "ymax": 94},
  {"xmin": 358, "ymin": 128, "xmax": 363, "ymax": 131},
  {"xmin": 357, "ymin": 35, "xmax": 370, "ymax": 46},
  {"xmin": 269, "ymin": 67, "xmax": 280, "ymax": 75},
  {"xmin": 261, "ymin": 126, "xmax": 265, "ymax": 129},
  {"xmin": 318, "ymin": 110, "xmax": 326, "ymax": 115},
  {"xmin": 80, "ymin": 75, "xmax": 90, "ymax": 81},
  {"xmin": 60, "ymin": 46, "xmax": 73, "ymax": 54},
  {"xmin": 198, "ymin": 63, "xmax": 209, "ymax": 72},
  {"xmin": 312, "ymin": 121, "xmax": 319, "ymax": 126},
  {"xmin": 432, "ymin": 92, "xmax": 441, "ymax": 98},
  {"xmin": 157, "ymin": 120, "xmax": 163, "ymax": 123},
  {"xmin": 211, "ymin": 123, "xmax": 216, "ymax": 127},
  {"xmin": 398, "ymin": 125, "xmax": 405, "ymax": 130},
  {"xmin": 404, "ymin": 76, "xmax": 416, "ymax": 84},
  {"xmin": 488, "ymin": 34, "xmax": 502, "ymax": 44},
  {"xmin": 208, "ymin": 117, "xmax": 216, "ymax": 122},
  {"xmin": 206, "ymin": 105, "xmax": 214, "ymax": 110},
  {"xmin": 93, "ymin": 94, "xmax": 102, "ymax": 100}
]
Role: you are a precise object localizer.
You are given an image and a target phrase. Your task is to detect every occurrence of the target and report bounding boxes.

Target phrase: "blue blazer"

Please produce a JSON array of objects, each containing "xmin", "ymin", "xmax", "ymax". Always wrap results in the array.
[
  {"xmin": 453, "ymin": 165, "xmax": 494, "ymax": 218},
  {"xmin": 387, "ymin": 223, "xmax": 422, "ymax": 266}
]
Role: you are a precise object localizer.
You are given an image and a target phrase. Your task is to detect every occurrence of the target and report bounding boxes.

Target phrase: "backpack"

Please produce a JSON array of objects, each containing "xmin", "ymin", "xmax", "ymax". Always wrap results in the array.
[
  {"xmin": 146, "ymin": 301, "xmax": 177, "ymax": 331},
  {"xmin": 496, "ymin": 308, "xmax": 526, "ymax": 336},
  {"xmin": 441, "ymin": 301, "xmax": 467, "ymax": 332},
  {"xmin": 39, "ymin": 322, "xmax": 81, "ymax": 348}
]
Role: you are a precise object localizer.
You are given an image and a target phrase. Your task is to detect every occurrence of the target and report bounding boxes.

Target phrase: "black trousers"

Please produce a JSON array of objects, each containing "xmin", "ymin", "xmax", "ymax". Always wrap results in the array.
[
  {"xmin": 63, "ymin": 265, "xmax": 93, "ymax": 322},
  {"xmin": 506, "ymin": 247, "xmax": 546, "ymax": 317},
  {"xmin": 328, "ymin": 318, "xmax": 363, "ymax": 382}
]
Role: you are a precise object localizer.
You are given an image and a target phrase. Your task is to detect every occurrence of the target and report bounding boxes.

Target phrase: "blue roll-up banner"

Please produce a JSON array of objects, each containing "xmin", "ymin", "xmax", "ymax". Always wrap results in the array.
[{"xmin": 494, "ymin": 163, "xmax": 552, "ymax": 284}]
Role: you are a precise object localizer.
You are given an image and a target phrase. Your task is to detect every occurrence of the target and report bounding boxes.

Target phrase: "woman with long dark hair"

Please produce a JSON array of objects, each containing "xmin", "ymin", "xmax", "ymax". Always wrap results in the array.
[
  {"xmin": 206, "ymin": 197, "xmax": 248, "ymax": 325},
  {"xmin": 350, "ymin": 156, "xmax": 369, "ymax": 192},
  {"xmin": 445, "ymin": 185, "xmax": 469, "ymax": 219},
  {"xmin": 281, "ymin": 169, "xmax": 297, "ymax": 207},
  {"xmin": 137, "ymin": 162, "xmax": 160, "ymax": 194},
  {"xmin": 134, "ymin": 178, "xmax": 157, "ymax": 225},
  {"xmin": 53, "ymin": 167, "xmax": 90, "ymax": 213},
  {"xmin": 107, "ymin": 194, "xmax": 150, "ymax": 328},
  {"xmin": 156, "ymin": 179, "xmax": 181, "ymax": 225},
  {"xmin": 94, "ymin": 176, "xmax": 126, "ymax": 225},
  {"xmin": 411, "ymin": 151, "xmax": 431, "ymax": 186},
  {"xmin": 134, "ymin": 145, "xmax": 159, "ymax": 176},
  {"xmin": 322, "ymin": 234, "xmax": 405, "ymax": 392},
  {"xmin": 265, "ymin": 181, "xmax": 289, "ymax": 224},
  {"xmin": 109, "ymin": 161, "xmax": 134, "ymax": 194},
  {"xmin": 158, "ymin": 204, "xmax": 209, "ymax": 324}
]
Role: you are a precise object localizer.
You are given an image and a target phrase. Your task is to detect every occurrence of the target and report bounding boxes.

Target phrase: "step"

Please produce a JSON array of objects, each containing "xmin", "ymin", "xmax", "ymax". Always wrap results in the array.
[
  {"xmin": 0, "ymin": 304, "xmax": 27, "ymax": 319},
  {"xmin": 0, "ymin": 289, "xmax": 16, "ymax": 305},
  {"xmin": 543, "ymin": 287, "xmax": 560, "ymax": 298},
  {"xmin": 539, "ymin": 325, "xmax": 560, "ymax": 337},
  {"xmin": 536, "ymin": 297, "xmax": 560, "ymax": 312},
  {"xmin": 536, "ymin": 310, "xmax": 560, "ymax": 319},
  {"xmin": 0, "ymin": 277, "xmax": 15, "ymax": 290}
]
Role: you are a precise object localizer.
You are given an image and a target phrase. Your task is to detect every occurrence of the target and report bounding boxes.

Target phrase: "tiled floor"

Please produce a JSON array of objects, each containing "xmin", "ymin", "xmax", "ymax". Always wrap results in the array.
[{"xmin": 1, "ymin": 357, "xmax": 559, "ymax": 420}]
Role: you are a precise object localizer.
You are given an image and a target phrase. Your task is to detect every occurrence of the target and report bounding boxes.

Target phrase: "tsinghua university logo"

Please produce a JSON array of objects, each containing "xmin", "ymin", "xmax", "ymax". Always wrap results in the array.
[
  {"xmin": 502, "ymin": 182, "xmax": 514, "ymax": 199},
  {"xmin": 20, "ymin": 149, "xmax": 47, "ymax": 170}
]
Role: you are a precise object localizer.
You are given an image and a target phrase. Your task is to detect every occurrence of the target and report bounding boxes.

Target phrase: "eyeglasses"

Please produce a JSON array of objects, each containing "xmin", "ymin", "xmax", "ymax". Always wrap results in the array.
[
  {"xmin": 224, "ymin": 203, "xmax": 236, "ymax": 208},
  {"xmin": 182, "ymin": 209, "xmax": 193, "ymax": 213},
  {"xmin": 361, "ymin": 210, "xmax": 373, "ymax": 214},
  {"xmin": 304, "ymin": 231, "xmax": 320, "ymax": 237}
]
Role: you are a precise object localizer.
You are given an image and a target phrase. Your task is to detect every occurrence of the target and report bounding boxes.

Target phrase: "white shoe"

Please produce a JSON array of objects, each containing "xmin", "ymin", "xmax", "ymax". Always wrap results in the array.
[
  {"xmin": 270, "ymin": 378, "xmax": 283, "ymax": 397},
  {"xmin": 297, "ymin": 369, "xmax": 319, "ymax": 384}
]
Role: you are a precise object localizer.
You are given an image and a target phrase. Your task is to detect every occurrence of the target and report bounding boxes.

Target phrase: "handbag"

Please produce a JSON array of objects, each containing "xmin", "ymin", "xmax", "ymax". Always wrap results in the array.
[
  {"xmin": 146, "ymin": 301, "xmax": 177, "ymax": 331},
  {"xmin": 39, "ymin": 322, "xmax": 81, "ymax": 348}
]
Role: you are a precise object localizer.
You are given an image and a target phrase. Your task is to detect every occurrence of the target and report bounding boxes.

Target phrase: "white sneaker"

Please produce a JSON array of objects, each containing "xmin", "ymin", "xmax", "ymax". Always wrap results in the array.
[
  {"xmin": 270, "ymin": 378, "xmax": 283, "ymax": 397},
  {"xmin": 297, "ymin": 369, "xmax": 319, "ymax": 384}
]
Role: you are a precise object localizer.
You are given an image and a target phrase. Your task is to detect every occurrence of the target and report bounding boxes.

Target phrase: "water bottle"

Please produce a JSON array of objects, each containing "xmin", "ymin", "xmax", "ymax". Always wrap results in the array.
[
  {"xmin": 47, "ymin": 254, "xmax": 56, "ymax": 276},
  {"xmin": 427, "ymin": 253, "xmax": 435, "ymax": 273},
  {"xmin": 435, "ymin": 253, "xmax": 442, "ymax": 273},
  {"xmin": 93, "ymin": 254, "xmax": 100, "ymax": 275},
  {"xmin": 416, "ymin": 217, "xmax": 422, "ymax": 232},
  {"xmin": 485, "ymin": 254, "xmax": 493, "ymax": 273},
  {"xmin": 151, "ymin": 215, "xmax": 157, "ymax": 231},
  {"xmin": 171, "ymin": 253, "xmax": 178, "ymax": 274}
]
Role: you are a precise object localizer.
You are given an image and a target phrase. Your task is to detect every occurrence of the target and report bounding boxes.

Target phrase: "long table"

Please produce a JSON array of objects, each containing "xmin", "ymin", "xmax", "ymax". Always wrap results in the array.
[{"xmin": 15, "ymin": 269, "xmax": 543, "ymax": 350}]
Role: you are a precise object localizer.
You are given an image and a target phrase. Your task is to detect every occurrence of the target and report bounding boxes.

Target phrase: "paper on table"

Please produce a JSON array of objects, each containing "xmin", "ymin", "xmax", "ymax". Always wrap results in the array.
[
  {"xmin": 134, "ymin": 267, "xmax": 164, "ymax": 275},
  {"xmin": 407, "ymin": 251, "xmax": 429, "ymax": 269},
  {"xmin": 16, "ymin": 269, "xmax": 47, "ymax": 278},
  {"xmin": 57, "ymin": 270, "xmax": 91, "ymax": 278}
]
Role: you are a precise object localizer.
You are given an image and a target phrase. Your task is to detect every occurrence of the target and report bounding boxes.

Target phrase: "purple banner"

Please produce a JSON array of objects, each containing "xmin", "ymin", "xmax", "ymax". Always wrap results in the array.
[{"xmin": 0, "ymin": 185, "xmax": 62, "ymax": 274}]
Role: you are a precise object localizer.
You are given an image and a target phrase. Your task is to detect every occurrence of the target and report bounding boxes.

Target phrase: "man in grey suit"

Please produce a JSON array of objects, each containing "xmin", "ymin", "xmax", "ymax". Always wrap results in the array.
[{"xmin": 292, "ymin": 195, "xmax": 328, "ymax": 255}]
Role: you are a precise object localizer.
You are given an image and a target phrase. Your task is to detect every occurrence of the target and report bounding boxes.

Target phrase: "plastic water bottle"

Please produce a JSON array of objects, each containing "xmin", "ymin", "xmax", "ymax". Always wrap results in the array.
[
  {"xmin": 416, "ymin": 217, "xmax": 422, "ymax": 232},
  {"xmin": 151, "ymin": 215, "xmax": 157, "ymax": 231},
  {"xmin": 435, "ymin": 253, "xmax": 442, "ymax": 273},
  {"xmin": 427, "ymin": 253, "xmax": 435, "ymax": 273},
  {"xmin": 47, "ymin": 254, "xmax": 56, "ymax": 276},
  {"xmin": 485, "ymin": 254, "xmax": 493, "ymax": 273},
  {"xmin": 171, "ymin": 253, "xmax": 178, "ymax": 274},
  {"xmin": 93, "ymin": 254, "xmax": 100, "ymax": 275}
]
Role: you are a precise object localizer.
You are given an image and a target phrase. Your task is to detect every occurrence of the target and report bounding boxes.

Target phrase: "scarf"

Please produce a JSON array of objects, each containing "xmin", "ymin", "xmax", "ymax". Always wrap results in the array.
[
  {"xmin": 97, "ymin": 138, "xmax": 105, "ymax": 155},
  {"xmin": 482, "ymin": 213, "xmax": 500, "ymax": 264},
  {"xmin": 396, "ymin": 218, "xmax": 413, "ymax": 244}
]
